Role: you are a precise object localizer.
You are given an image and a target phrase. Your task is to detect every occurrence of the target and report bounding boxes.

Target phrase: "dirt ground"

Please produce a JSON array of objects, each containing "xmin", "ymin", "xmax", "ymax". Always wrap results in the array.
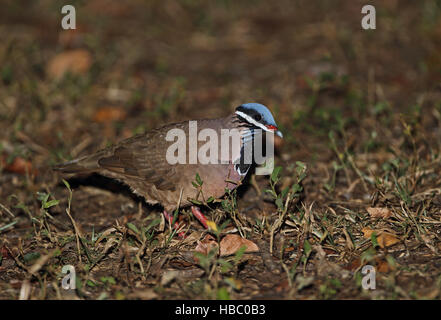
[{"xmin": 1, "ymin": 0, "xmax": 441, "ymax": 300}]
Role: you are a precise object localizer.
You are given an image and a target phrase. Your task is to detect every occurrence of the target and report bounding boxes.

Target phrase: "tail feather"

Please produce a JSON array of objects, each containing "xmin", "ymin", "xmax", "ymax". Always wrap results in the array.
[{"xmin": 53, "ymin": 152, "xmax": 105, "ymax": 174}]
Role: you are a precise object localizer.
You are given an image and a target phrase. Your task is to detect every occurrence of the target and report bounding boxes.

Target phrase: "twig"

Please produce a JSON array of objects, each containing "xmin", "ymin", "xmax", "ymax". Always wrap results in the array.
[
  {"xmin": 250, "ymin": 174, "xmax": 261, "ymax": 196},
  {"xmin": 0, "ymin": 202, "xmax": 15, "ymax": 218},
  {"xmin": 63, "ymin": 180, "xmax": 83, "ymax": 263},
  {"xmin": 270, "ymin": 193, "xmax": 292, "ymax": 254}
]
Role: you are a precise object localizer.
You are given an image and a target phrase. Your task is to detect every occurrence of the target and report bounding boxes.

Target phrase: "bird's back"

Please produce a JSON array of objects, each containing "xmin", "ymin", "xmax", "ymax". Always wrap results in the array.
[{"xmin": 54, "ymin": 115, "xmax": 244, "ymax": 211}]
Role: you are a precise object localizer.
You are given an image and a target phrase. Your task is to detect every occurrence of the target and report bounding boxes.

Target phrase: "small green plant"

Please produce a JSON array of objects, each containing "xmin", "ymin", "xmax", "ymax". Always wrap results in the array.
[
  {"xmin": 221, "ymin": 186, "xmax": 246, "ymax": 238},
  {"xmin": 193, "ymin": 243, "xmax": 247, "ymax": 300},
  {"xmin": 266, "ymin": 162, "xmax": 307, "ymax": 209},
  {"xmin": 126, "ymin": 218, "xmax": 161, "ymax": 274},
  {"xmin": 36, "ymin": 191, "xmax": 60, "ymax": 241},
  {"xmin": 324, "ymin": 161, "xmax": 343, "ymax": 192},
  {"xmin": 189, "ymin": 173, "xmax": 216, "ymax": 207},
  {"xmin": 266, "ymin": 162, "xmax": 307, "ymax": 254}
]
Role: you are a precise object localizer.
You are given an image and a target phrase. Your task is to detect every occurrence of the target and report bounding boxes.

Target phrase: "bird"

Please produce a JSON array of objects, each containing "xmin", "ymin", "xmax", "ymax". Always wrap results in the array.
[{"xmin": 54, "ymin": 103, "xmax": 283, "ymax": 236}]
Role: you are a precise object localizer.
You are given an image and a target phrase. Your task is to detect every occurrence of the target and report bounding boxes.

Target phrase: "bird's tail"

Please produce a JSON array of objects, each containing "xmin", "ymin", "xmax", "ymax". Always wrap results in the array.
[{"xmin": 52, "ymin": 151, "xmax": 107, "ymax": 174}]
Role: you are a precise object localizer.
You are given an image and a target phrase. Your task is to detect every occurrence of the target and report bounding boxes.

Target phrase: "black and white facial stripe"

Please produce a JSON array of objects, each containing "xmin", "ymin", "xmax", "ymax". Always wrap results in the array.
[
  {"xmin": 235, "ymin": 106, "xmax": 270, "ymax": 132},
  {"xmin": 232, "ymin": 103, "xmax": 281, "ymax": 177}
]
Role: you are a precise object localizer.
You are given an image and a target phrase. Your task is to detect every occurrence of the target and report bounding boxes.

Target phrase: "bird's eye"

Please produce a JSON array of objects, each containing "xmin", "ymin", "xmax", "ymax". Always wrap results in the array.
[{"xmin": 254, "ymin": 114, "xmax": 262, "ymax": 122}]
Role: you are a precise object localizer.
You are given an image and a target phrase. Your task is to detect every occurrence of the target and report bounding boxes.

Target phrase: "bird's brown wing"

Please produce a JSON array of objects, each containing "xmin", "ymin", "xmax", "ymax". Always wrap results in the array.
[{"xmin": 97, "ymin": 129, "xmax": 177, "ymax": 191}]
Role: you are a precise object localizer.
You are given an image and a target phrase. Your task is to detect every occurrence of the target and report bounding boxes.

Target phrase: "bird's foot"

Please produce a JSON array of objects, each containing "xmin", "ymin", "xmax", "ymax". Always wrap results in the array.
[
  {"xmin": 163, "ymin": 210, "xmax": 186, "ymax": 238},
  {"xmin": 163, "ymin": 207, "xmax": 210, "ymax": 238},
  {"xmin": 191, "ymin": 206, "xmax": 209, "ymax": 229}
]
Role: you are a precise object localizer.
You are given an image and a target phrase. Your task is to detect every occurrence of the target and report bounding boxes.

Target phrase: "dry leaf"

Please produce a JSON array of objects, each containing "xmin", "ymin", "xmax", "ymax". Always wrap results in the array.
[
  {"xmin": 194, "ymin": 234, "xmax": 218, "ymax": 255},
  {"xmin": 376, "ymin": 259, "xmax": 391, "ymax": 273},
  {"xmin": 93, "ymin": 106, "xmax": 127, "ymax": 123},
  {"xmin": 219, "ymin": 234, "xmax": 259, "ymax": 256},
  {"xmin": 367, "ymin": 207, "xmax": 392, "ymax": 219},
  {"xmin": 1, "ymin": 156, "xmax": 37, "ymax": 175},
  {"xmin": 362, "ymin": 228, "xmax": 374, "ymax": 238},
  {"xmin": 194, "ymin": 234, "xmax": 259, "ymax": 257},
  {"xmin": 362, "ymin": 228, "xmax": 399, "ymax": 248},
  {"xmin": 46, "ymin": 49, "xmax": 92, "ymax": 79},
  {"xmin": 345, "ymin": 257, "xmax": 393, "ymax": 273},
  {"xmin": 205, "ymin": 220, "xmax": 218, "ymax": 232},
  {"xmin": 377, "ymin": 233, "xmax": 399, "ymax": 248},
  {"xmin": 344, "ymin": 258, "xmax": 361, "ymax": 271}
]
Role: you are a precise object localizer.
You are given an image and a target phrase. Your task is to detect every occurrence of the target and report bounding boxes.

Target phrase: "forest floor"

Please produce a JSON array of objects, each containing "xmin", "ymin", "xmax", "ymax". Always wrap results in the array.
[{"xmin": 1, "ymin": 0, "xmax": 441, "ymax": 299}]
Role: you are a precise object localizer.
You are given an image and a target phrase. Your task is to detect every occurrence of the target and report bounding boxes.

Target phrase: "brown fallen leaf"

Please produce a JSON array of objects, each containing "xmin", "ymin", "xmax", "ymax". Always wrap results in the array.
[
  {"xmin": 367, "ymin": 207, "xmax": 392, "ymax": 219},
  {"xmin": 1, "ymin": 155, "xmax": 37, "ymax": 176},
  {"xmin": 194, "ymin": 234, "xmax": 218, "ymax": 255},
  {"xmin": 376, "ymin": 259, "xmax": 390, "ymax": 273},
  {"xmin": 219, "ymin": 234, "xmax": 259, "ymax": 256},
  {"xmin": 46, "ymin": 49, "xmax": 92, "ymax": 79},
  {"xmin": 0, "ymin": 245, "xmax": 11, "ymax": 259},
  {"xmin": 362, "ymin": 228, "xmax": 374, "ymax": 238},
  {"xmin": 93, "ymin": 106, "xmax": 127, "ymax": 123},
  {"xmin": 362, "ymin": 228, "xmax": 400, "ymax": 248},
  {"xmin": 376, "ymin": 232, "xmax": 396, "ymax": 247},
  {"xmin": 344, "ymin": 257, "xmax": 361, "ymax": 271},
  {"xmin": 194, "ymin": 234, "xmax": 259, "ymax": 257},
  {"xmin": 344, "ymin": 257, "xmax": 394, "ymax": 273}
]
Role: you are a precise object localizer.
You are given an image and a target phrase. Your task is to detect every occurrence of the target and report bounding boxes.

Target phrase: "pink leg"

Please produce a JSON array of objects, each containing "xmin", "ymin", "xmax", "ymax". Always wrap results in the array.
[
  {"xmin": 191, "ymin": 206, "xmax": 209, "ymax": 229},
  {"xmin": 163, "ymin": 210, "xmax": 186, "ymax": 238}
]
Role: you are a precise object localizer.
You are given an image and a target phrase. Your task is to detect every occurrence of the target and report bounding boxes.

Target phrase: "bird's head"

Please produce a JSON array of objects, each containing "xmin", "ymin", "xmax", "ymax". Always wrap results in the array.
[{"xmin": 235, "ymin": 103, "xmax": 283, "ymax": 138}]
